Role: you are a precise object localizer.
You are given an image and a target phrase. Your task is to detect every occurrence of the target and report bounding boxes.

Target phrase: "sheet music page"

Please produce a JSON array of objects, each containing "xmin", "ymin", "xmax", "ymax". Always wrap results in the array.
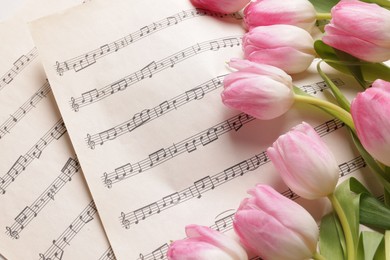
[
  {"xmin": 29, "ymin": 0, "xmax": 381, "ymax": 259},
  {"xmin": 0, "ymin": 4, "xmax": 114, "ymax": 260}
]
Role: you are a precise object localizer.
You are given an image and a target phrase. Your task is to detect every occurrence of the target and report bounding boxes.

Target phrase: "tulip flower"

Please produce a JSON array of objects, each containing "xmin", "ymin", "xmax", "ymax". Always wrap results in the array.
[
  {"xmin": 167, "ymin": 224, "xmax": 247, "ymax": 260},
  {"xmin": 233, "ymin": 185, "xmax": 320, "ymax": 260},
  {"xmin": 221, "ymin": 59, "xmax": 294, "ymax": 120},
  {"xmin": 243, "ymin": 24, "xmax": 315, "ymax": 74},
  {"xmin": 244, "ymin": 0, "xmax": 317, "ymax": 32},
  {"xmin": 189, "ymin": 0, "xmax": 250, "ymax": 14},
  {"xmin": 351, "ymin": 79, "xmax": 390, "ymax": 166},
  {"xmin": 323, "ymin": 0, "xmax": 390, "ymax": 62},
  {"xmin": 267, "ymin": 122, "xmax": 339, "ymax": 199}
]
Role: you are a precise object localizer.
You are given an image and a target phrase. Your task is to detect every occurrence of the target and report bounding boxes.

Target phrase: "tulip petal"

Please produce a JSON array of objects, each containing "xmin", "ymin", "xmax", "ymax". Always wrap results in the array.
[
  {"xmin": 245, "ymin": 47, "xmax": 314, "ymax": 74},
  {"xmin": 243, "ymin": 0, "xmax": 316, "ymax": 31},
  {"xmin": 351, "ymin": 81, "xmax": 390, "ymax": 165},
  {"xmin": 323, "ymin": 25, "xmax": 390, "ymax": 62},
  {"xmin": 190, "ymin": 0, "xmax": 250, "ymax": 13},
  {"xmin": 185, "ymin": 225, "xmax": 248, "ymax": 259}
]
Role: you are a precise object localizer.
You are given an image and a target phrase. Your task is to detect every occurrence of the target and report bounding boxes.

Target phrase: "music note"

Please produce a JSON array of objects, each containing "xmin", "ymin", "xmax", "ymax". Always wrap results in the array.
[
  {"xmin": 114, "ymin": 164, "xmax": 131, "ymax": 180},
  {"xmin": 200, "ymin": 127, "xmax": 218, "ymax": 146},
  {"xmin": 70, "ymin": 97, "xmax": 79, "ymax": 112},
  {"xmin": 99, "ymin": 44, "xmax": 111, "ymax": 55},
  {"xmin": 81, "ymin": 89, "xmax": 99, "ymax": 103},
  {"xmin": 148, "ymin": 148, "xmax": 167, "ymax": 166},
  {"xmin": 132, "ymin": 109, "xmax": 151, "ymax": 128},
  {"xmin": 140, "ymin": 61, "xmax": 157, "ymax": 79},
  {"xmin": 139, "ymin": 26, "xmax": 150, "ymax": 37},
  {"xmin": 110, "ymin": 79, "xmax": 128, "ymax": 93},
  {"xmin": 185, "ymin": 87, "xmax": 205, "ymax": 101},
  {"xmin": 99, "ymin": 128, "xmax": 118, "ymax": 141}
]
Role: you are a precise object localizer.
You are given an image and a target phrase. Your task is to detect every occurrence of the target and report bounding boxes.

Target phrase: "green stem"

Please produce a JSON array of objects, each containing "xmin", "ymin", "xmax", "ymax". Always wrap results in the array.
[
  {"xmin": 328, "ymin": 194, "xmax": 355, "ymax": 260},
  {"xmin": 385, "ymin": 230, "xmax": 390, "ymax": 259},
  {"xmin": 316, "ymin": 12, "xmax": 332, "ymax": 20},
  {"xmin": 312, "ymin": 251, "xmax": 327, "ymax": 260},
  {"xmin": 293, "ymin": 94, "xmax": 355, "ymax": 132}
]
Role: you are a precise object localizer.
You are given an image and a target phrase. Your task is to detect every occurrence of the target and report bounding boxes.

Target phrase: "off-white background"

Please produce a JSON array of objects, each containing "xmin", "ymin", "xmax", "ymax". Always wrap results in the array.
[{"xmin": 1, "ymin": 2, "xmax": 25, "ymax": 259}]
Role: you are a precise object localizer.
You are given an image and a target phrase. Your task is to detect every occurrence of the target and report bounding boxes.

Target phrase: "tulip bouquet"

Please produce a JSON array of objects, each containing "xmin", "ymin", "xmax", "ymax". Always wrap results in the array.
[{"xmin": 167, "ymin": 0, "xmax": 390, "ymax": 259}]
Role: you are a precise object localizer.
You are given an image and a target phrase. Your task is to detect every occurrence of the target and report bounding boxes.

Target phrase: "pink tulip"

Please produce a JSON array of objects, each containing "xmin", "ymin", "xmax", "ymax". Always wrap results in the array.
[
  {"xmin": 351, "ymin": 79, "xmax": 390, "ymax": 166},
  {"xmin": 167, "ymin": 225, "xmax": 247, "ymax": 260},
  {"xmin": 190, "ymin": 0, "xmax": 250, "ymax": 14},
  {"xmin": 243, "ymin": 24, "xmax": 315, "ymax": 74},
  {"xmin": 234, "ymin": 185, "xmax": 319, "ymax": 260},
  {"xmin": 244, "ymin": 0, "xmax": 316, "ymax": 31},
  {"xmin": 267, "ymin": 122, "xmax": 339, "ymax": 199},
  {"xmin": 323, "ymin": 0, "xmax": 390, "ymax": 62},
  {"xmin": 221, "ymin": 59, "xmax": 294, "ymax": 120}
]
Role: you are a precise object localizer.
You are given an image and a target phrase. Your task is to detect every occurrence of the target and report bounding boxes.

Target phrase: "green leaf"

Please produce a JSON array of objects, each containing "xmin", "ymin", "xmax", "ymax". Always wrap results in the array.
[
  {"xmin": 334, "ymin": 178, "xmax": 370, "ymax": 248},
  {"xmin": 360, "ymin": 194, "xmax": 390, "ymax": 230},
  {"xmin": 314, "ymin": 40, "xmax": 390, "ymax": 84},
  {"xmin": 359, "ymin": 0, "xmax": 390, "ymax": 9},
  {"xmin": 319, "ymin": 212, "xmax": 346, "ymax": 260},
  {"xmin": 309, "ymin": 0, "xmax": 339, "ymax": 12},
  {"xmin": 386, "ymin": 231, "xmax": 390, "ymax": 259},
  {"xmin": 357, "ymin": 231, "xmax": 384, "ymax": 260},
  {"xmin": 374, "ymin": 238, "xmax": 386, "ymax": 260}
]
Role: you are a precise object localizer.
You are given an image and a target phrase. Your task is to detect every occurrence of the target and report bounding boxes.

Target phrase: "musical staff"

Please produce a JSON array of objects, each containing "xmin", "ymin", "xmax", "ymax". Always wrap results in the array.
[
  {"xmin": 37, "ymin": 201, "xmax": 97, "ymax": 260},
  {"xmin": 68, "ymin": 36, "xmax": 242, "ymax": 111},
  {"xmin": 98, "ymin": 247, "xmax": 116, "ymax": 260},
  {"xmin": 137, "ymin": 156, "xmax": 366, "ymax": 259},
  {"xmin": 5, "ymin": 157, "xmax": 79, "ymax": 239},
  {"xmin": 120, "ymin": 152, "xmax": 267, "ymax": 229},
  {"xmin": 118, "ymin": 117, "xmax": 349, "ymax": 228},
  {"xmin": 101, "ymin": 113, "xmax": 255, "ymax": 188},
  {"xmin": 55, "ymin": 9, "xmax": 242, "ymax": 76},
  {"xmin": 300, "ymin": 78, "xmax": 344, "ymax": 95},
  {"xmin": 0, "ymin": 119, "xmax": 67, "ymax": 195},
  {"xmin": 0, "ymin": 80, "xmax": 51, "ymax": 141},
  {"xmin": 85, "ymin": 77, "xmax": 343, "ymax": 149},
  {"xmin": 0, "ymin": 48, "xmax": 39, "ymax": 92},
  {"xmin": 86, "ymin": 75, "xmax": 225, "ymax": 149}
]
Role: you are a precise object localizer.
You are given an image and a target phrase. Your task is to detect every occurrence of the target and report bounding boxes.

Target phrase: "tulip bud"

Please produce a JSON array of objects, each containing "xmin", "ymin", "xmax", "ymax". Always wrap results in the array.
[
  {"xmin": 221, "ymin": 59, "xmax": 294, "ymax": 120},
  {"xmin": 234, "ymin": 185, "xmax": 319, "ymax": 260},
  {"xmin": 323, "ymin": 0, "xmax": 390, "ymax": 62},
  {"xmin": 351, "ymin": 79, "xmax": 390, "ymax": 166},
  {"xmin": 244, "ymin": 0, "xmax": 317, "ymax": 31},
  {"xmin": 190, "ymin": 0, "xmax": 250, "ymax": 14},
  {"xmin": 243, "ymin": 24, "xmax": 315, "ymax": 74},
  {"xmin": 167, "ymin": 224, "xmax": 247, "ymax": 260},
  {"xmin": 267, "ymin": 122, "xmax": 339, "ymax": 199}
]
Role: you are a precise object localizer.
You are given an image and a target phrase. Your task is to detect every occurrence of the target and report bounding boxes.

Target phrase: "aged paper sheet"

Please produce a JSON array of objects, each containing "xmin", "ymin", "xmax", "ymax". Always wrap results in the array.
[
  {"xmin": 30, "ymin": 0, "xmax": 381, "ymax": 259},
  {"xmin": 0, "ymin": 2, "xmax": 114, "ymax": 260}
]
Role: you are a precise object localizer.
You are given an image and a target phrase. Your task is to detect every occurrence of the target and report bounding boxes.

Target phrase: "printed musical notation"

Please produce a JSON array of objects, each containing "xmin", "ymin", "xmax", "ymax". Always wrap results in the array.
[
  {"xmin": 0, "ymin": 119, "xmax": 67, "ymax": 195},
  {"xmin": 5, "ymin": 157, "xmax": 79, "ymax": 239},
  {"xmin": 119, "ymin": 117, "xmax": 346, "ymax": 229},
  {"xmin": 137, "ymin": 156, "xmax": 366, "ymax": 259},
  {"xmin": 85, "ymin": 77, "xmax": 343, "ymax": 149},
  {"xmin": 0, "ymin": 80, "xmax": 51, "ymax": 141},
  {"xmin": 37, "ymin": 201, "xmax": 97, "ymax": 260},
  {"xmin": 120, "ymin": 152, "xmax": 268, "ymax": 229},
  {"xmin": 68, "ymin": 36, "xmax": 242, "ymax": 111},
  {"xmin": 55, "ymin": 9, "xmax": 242, "ymax": 76},
  {"xmin": 0, "ymin": 48, "xmax": 39, "ymax": 92},
  {"xmin": 101, "ymin": 113, "xmax": 255, "ymax": 188},
  {"xmin": 98, "ymin": 247, "xmax": 116, "ymax": 260},
  {"xmin": 300, "ymin": 78, "xmax": 344, "ymax": 95},
  {"xmin": 86, "ymin": 75, "xmax": 225, "ymax": 149}
]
